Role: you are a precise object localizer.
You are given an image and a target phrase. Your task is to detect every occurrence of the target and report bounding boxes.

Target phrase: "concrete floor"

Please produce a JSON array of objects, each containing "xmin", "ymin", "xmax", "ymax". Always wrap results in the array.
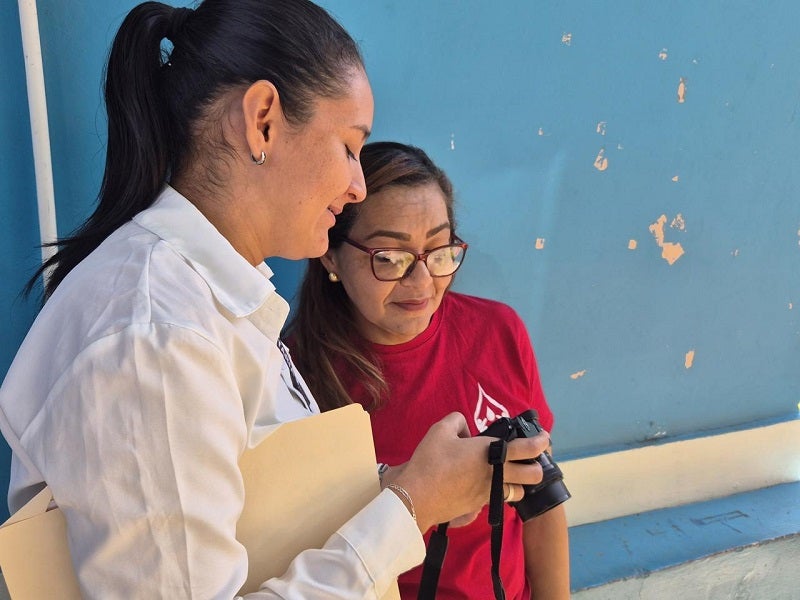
[{"xmin": 572, "ymin": 534, "xmax": 799, "ymax": 600}]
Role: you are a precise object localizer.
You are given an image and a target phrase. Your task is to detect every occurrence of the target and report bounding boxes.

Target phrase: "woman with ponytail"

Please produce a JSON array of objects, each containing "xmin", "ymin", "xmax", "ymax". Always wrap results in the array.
[{"xmin": 0, "ymin": 2, "xmax": 550, "ymax": 598}]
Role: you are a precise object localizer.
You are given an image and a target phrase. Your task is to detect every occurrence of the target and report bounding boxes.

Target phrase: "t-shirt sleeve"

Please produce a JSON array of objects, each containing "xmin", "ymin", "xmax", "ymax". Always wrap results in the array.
[{"xmin": 507, "ymin": 307, "xmax": 555, "ymax": 433}]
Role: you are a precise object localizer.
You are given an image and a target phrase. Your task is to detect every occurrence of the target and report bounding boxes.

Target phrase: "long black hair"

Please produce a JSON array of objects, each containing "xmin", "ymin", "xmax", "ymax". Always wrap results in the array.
[{"xmin": 29, "ymin": 0, "xmax": 363, "ymax": 299}]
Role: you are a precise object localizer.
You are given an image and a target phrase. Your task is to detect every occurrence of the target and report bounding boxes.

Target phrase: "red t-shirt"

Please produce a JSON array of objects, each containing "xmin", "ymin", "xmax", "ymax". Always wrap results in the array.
[{"xmin": 338, "ymin": 292, "xmax": 554, "ymax": 600}]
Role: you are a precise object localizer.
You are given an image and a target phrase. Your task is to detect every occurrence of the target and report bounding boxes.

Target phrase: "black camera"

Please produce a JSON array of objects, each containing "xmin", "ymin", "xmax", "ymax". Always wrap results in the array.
[{"xmin": 479, "ymin": 409, "xmax": 570, "ymax": 521}]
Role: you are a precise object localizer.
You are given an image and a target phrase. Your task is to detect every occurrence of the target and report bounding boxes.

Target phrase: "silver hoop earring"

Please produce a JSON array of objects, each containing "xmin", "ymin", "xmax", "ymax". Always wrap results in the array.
[
  {"xmin": 328, "ymin": 272, "xmax": 340, "ymax": 282},
  {"xmin": 251, "ymin": 151, "xmax": 266, "ymax": 165}
]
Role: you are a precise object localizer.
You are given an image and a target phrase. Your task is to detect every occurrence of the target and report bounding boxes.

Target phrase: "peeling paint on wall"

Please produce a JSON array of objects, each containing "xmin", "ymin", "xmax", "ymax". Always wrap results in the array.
[
  {"xmin": 677, "ymin": 77, "xmax": 687, "ymax": 103},
  {"xmin": 538, "ymin": 127, "xmax": 545, "ymax": 136},
  {"xmin": 685, "ymin": 350, "xmax": 695, "ymax": 369},
  {"xmin": 570, "ymin": 370, "xmax": 587, "ymax": 380},
  {"xmin": 561, "ymin": 32, "xmax": 572, "ymax": 46},
  {"xmin": 628, "ymin": 240, "xmax": 638, "ymax": 250},
  {"xmin": 671, "ymin": 214, "xmax": 686, "ymax": 231},
  {"xmin": 594, "ymin": 148, "xmax": 609, "ymax": 171},
  {"xmin": 596, "ymin": 121, "xmax": 607, "ymax": 136},
  {"xmin": 658, "ymin": 48, "xmax": 668, "ymax": 61},
  {"xmin": 643, "ymin": 424, "xmax": 667, "ymax": 441},
  {"xmin": 649, "ymin": 214, "xmax": 685, "ymax": 265},
  {"xmin": 672, "ymin": 175, "xmax": 680, "ymax": 182},
  {"xmin": 450, "ymin": 133, "xmax": 455, "ymax": 151},
  {"xmin": 732, "ymin": 249, "xmax": 740, "ymax": 257},
  {"xmin": 535, "ymin": 238, "xmax": 546, "ymax": 250}
]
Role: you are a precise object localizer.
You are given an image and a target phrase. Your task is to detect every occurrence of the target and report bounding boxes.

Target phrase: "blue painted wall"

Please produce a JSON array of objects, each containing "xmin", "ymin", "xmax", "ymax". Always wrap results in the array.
[
  {"xmin": 1, "ymin": 1, "xmax": 798, "ymax": 519},
  {"xmin": 0, "ymin": 2, "xmax": 42, "ymax": 518},
  {"xmin": 323, "ymin": 0, "xmax": 800, "ymax": 455}
]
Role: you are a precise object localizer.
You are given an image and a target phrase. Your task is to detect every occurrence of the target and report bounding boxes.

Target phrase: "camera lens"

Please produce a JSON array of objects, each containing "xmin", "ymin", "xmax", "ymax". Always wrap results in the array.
[{"xmin": 514, "ymin": 452, "xmax": 570, "ymax": 521}]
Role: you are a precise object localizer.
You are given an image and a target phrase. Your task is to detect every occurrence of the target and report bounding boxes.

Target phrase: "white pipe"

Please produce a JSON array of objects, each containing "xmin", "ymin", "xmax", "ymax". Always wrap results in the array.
[{"xmin": 18, "ymin": 0, "xmax": 58, "ymax": 271}]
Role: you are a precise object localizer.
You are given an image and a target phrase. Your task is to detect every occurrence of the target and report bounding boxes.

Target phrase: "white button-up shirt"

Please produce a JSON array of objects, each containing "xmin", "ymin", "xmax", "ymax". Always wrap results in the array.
[{"xmin": 0, "ymin": 187, "xmax": 424, "ymax": 599}]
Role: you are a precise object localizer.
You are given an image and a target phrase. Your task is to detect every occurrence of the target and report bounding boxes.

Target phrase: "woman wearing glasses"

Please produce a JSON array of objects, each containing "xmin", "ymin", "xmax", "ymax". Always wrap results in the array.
[
  {"xmin": 0, "ymin": 2, "xmax": 554, "ymax": 597},
  {"xmin": 286, "ymin": 142, "xmax": 570, "ymax": 599}
]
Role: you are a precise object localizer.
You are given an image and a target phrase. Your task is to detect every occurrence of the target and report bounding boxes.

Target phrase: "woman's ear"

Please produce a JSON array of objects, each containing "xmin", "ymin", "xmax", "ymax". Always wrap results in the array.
[
  {"xmin": 319, "ymin": 250, "xmax": 338, "ymax": 274},
  {"xmin": 241, "ymin": 80, "xmax": 280, "ymax": 160}
]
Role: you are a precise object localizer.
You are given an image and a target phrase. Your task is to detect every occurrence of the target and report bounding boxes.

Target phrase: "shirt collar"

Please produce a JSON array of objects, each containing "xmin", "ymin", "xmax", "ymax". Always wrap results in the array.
[{"xmin": 133, "ymin": 185, "xmax": 285, "ymax": 320}]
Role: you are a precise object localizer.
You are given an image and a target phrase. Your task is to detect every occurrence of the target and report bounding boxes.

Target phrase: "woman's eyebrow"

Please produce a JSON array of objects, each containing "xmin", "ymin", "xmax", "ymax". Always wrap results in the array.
[
  {"xmin": 363, "ymin": 230, "xmax": 410, "ymax": 242},
  {"xmin": 363, "ymin": 222, "xmax": 450, "ymax": 243},
  {"xmin": 426, "ymin": 223, "xmax": 450, "ymax": 237},
  {"xmin": 353, "ymin": 124, "xmax": 371, "ymax": 141}
]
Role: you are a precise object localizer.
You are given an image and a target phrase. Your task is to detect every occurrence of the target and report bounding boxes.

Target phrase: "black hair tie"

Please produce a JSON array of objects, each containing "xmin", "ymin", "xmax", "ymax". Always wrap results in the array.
[{"xmin": 167, "ymin": 6, "xmax": 193, "ymax": 42}]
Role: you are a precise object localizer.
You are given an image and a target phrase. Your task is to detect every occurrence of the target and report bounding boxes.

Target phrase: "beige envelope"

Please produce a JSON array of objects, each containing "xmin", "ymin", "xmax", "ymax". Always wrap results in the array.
[
  {"xmin": 0, "ymin": 404, "xmax": 400, "ymax": 599},
  {"xmin": 0, "ymin": 485, "xmax": 81, "ymax": 598}
]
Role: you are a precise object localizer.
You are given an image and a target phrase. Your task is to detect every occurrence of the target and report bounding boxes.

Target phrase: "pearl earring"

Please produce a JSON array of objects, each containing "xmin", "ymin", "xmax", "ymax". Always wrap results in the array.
[{"xmin": 328, "ymin": 272, "xmax": 340, "ymax": 282}]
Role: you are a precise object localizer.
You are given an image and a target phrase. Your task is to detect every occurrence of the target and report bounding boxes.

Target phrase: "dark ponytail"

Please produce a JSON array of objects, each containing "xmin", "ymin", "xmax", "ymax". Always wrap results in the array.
[
  {"xmin": 27, "ymin": 3, "xmax": 173, "ymax": 298},
  {"xmin": 28, "ymin": 0, "xmax": 363, "ymax": 300}
]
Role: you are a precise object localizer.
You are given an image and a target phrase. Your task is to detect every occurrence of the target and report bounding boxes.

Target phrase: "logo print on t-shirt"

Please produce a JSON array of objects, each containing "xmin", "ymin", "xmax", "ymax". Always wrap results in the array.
[{"xmin": 474, "ymin": 383, "xmax": 510, "ymax": 432}]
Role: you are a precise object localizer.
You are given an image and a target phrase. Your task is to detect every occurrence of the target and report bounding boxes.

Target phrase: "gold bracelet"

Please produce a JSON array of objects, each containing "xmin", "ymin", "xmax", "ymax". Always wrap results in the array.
[{"xmin": 386, "ymin": 483, "xmax": 416, "ymax": 522}]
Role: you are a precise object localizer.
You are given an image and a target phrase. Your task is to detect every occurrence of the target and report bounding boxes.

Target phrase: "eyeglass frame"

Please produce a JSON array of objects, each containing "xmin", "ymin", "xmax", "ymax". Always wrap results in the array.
[{"xmin": 342, "ymin": 236, "xmax": 469, "ymax": 282}]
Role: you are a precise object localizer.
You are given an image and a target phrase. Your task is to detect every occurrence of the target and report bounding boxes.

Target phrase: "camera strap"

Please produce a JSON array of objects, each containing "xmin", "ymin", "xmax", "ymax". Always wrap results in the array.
[
  {"xmin": 417, "ymin": 438, "xmax": 508, "ymax": 600},
  {"xmin": 487, "ymin": 439, "xmax": 508, "ymax": 600},
  {"xmin": 416, "ymin": 522, "xmax": 449, "ymax": 600}
]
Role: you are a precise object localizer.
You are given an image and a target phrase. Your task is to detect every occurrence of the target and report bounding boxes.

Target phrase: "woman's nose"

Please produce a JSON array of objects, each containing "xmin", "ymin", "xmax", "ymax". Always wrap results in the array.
[
  {"xmin": 403, "ymin": 257, "xmax": 434, "ymax": 283},
  {"xmin": 346, "ymin": 163, "xmax": 367, "ymax": 203}
]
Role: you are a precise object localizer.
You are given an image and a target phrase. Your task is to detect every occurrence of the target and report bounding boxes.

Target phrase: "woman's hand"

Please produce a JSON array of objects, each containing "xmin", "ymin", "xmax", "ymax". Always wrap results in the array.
[
  {"xmin": 385, "ymin": 412, "xmax": 550, "ymax": 532},
  {"xmin": 447, "ymin": 511, "xmax": 481, "ymax": 528}
]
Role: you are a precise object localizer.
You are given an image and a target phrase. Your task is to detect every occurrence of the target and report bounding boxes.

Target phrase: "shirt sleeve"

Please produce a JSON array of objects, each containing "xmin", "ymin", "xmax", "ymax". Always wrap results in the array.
[
  {"xmin": 509, "ymin": 309, "xmax": 555, "ymax": 433},
  {"xmin": 251, "ymin": 490, "xmax": 424, "ymax": 599},
  {"xmin": 24, "ymin": 323, "xmax": 423, "ymax": 599}
]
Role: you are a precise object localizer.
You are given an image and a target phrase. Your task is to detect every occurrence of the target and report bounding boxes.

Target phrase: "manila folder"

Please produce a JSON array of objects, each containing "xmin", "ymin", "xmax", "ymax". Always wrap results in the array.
[{"xmin": 0, "ymin": 403, "xmax": 401, "ymax": 599}]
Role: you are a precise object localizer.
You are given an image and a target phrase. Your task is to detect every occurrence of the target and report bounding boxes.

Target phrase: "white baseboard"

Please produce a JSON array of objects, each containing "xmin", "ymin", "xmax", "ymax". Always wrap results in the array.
[{"xmin": 561, "ymin": 417, "xmax": 800, "ymax": 527}]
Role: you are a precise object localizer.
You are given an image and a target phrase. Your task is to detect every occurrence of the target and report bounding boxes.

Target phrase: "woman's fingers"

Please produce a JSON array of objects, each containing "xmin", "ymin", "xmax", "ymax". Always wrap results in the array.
[
  {"xmin": 432, "ymin": 411, "xmax": 471, "ymax": 438},
  {"xmin": 392, "ymin": 416, "xmax": 551, "ymax": 531},
  {"xmin": 501, "ymin": 433, "xmax": 549, "ymax": 487},
  {"xmin": 502, "ymin": 458, "xmax": 543, "ymax": 486},
  {"xmin": 503, "ymin": 483, "xmax": 525, "ymax": 503},
  {"xmin": 505, "ymin": 431, "xmax": 550, "ymax": 462}
]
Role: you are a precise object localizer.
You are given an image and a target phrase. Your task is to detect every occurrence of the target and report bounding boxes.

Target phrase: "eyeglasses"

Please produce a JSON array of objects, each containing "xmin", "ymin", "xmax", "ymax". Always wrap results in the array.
[{"xmin": 343, "ymin": 237, "xmax": 468, "ymax": 281}]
